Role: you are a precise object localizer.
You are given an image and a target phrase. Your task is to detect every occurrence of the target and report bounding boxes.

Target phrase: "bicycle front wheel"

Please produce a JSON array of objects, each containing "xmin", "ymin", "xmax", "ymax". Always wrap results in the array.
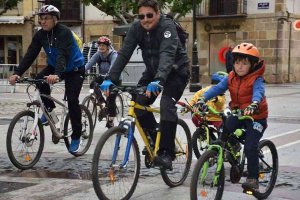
[
  {"xmin": 6, "ymin": 110, "xmax": 45, "ymax": 170},
  {"xmin": 81, "ymin": 94, "xmax": 97, "ymax": 129},
  {"xmin": 192, "ymin": 128, "xmax": 217, "ymax": 159},
  {"xmin": 253, "ymin": 139, "xmax": 278, "ymax": 199},
  {"xmin": 115, "ymin": 93, "xmax": 124, "ymax": 122},
  {"xmin": 190, "ymin": 150, "xmax": 225, "ymax": 200},
  {"xmin": 64, "ymin": 104, "xmax": 93, "ymax": 156},
  {"xmin": 92, "ymin": 126, "xmax": 140, "ymax": 200},
  {"xmin": 161, "ymin": 118, "xmax": 192, "ymax": 187}
]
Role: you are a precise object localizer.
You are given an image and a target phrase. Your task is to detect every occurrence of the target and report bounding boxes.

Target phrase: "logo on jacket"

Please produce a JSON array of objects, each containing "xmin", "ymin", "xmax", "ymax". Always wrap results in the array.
[{"xmin": 164, "ymin": 31, "xmax": 171, "ymax": 38}]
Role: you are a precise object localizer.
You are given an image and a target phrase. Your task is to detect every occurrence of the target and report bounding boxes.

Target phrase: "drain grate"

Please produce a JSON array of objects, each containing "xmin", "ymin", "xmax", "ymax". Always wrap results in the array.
[{"xmin": 0, "ymin": 181, "xmax": 36, "ymax": 193}]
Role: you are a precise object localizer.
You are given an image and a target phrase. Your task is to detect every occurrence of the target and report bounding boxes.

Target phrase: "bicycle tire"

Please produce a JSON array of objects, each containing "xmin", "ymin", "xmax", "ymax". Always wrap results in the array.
[
  {"xmin": 192, "ymin": 127, "xmax": 217, "ymax": 159},
  {"xmin": 251, "ymin": 139, "xmax": 278, "ymax": 199},
  {"xmin": 81, "ymin": 94, "xmax": 97, "ymax": 129},
  {"xmin": 92, "ymin": 126, "xmax": 140, "ymax": 200},
  {"xmin": 190, "ymin": 150, "xmax": 225, "ymax": 200},
  {"xmin": 161, "ymin": 118, "xmax": 192, "ymax": 187},
  {"xmin": 6, "ymin": 110, "xmax": 45, "ymax": 170},
  {"xmin": 64, "ymin": 104, "xmax": 94, "ymax": 156},
  {"xmin": 115, "ymin": 93, "xmax": 124, "ymax": 122}
]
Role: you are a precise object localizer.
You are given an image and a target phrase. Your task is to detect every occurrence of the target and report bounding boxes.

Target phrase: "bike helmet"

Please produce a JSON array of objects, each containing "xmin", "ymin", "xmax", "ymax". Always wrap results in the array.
[
  {"xmin": 38, "ymin": 5, "xmax": 60, "ymax": 20},
  {"xmin": 97, "ymin": 36, "xmax": 111, "ymax": 46},
  {"xmin": 211, "ymin": 71, "xmax": 228, "ymax": 84},
  {"xmin": 232, "ymin": 43, "xmax": 260, "ymax": 59}
]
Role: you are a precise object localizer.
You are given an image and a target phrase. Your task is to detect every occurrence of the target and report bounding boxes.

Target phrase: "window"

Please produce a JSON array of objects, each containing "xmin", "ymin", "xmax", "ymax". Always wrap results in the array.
[
  {"xmin": 209, "ymin": 0, "xmax": 238, "ymax": 15},
  {"xmin": 44, "ymin": 0, "xmax": 81, "ymax": 21}
]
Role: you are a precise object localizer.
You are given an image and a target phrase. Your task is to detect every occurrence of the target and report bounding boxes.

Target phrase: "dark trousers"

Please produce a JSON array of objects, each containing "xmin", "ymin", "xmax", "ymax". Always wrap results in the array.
[
  {"xmin": 135, "ymin": 73, "xmax": 188, "ymax": 156},
  {"xmin": 223, "ymin": 116, "xmax": 267, "ymax": 179},
  {"xmin": 36, "ymin": 66, "xmax": 85, "ymax": 139}
]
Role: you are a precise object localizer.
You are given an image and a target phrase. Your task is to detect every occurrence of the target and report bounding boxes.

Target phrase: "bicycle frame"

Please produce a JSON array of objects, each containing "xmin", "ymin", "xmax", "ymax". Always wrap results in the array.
[{"xmin": 111, "ymin": 99, "xmax": 161, "ymax": 168}]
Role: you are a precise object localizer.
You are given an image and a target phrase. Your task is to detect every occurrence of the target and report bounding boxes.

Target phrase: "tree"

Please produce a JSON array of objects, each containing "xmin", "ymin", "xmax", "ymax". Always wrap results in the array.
[
  {"xmin": 82, "ymin": 0, "xmax": 202, "ymax": 24},
  {"xmin": 0, "ymin": 0, "xmax": 22, "ymax": 15}
]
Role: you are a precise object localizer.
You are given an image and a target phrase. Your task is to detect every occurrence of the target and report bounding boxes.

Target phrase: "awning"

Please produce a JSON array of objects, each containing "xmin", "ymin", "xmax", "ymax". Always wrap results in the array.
[{"xmin": 0, "ymin": 16, "xmax": 24, "ymax": 24}]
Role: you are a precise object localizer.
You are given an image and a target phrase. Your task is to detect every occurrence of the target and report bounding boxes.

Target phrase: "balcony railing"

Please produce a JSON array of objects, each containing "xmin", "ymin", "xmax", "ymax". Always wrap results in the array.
[{"xmin": 196, "ymin": 0, "xmax": 247, "ymax": 19}]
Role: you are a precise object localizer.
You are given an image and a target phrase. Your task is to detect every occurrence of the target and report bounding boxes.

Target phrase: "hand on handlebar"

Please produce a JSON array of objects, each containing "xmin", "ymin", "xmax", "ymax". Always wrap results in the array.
[
  {"xmin": 44, "ymin": 75, "xmax": 59, "ymax": 84},
  {"xmin": 8, "ymin": 74, "xmax": 20, "ymax": 85},
  {"xmin": 193, "ymin": 98, "xmax": 208, "ymax": 112},
  {"xmin": 146, "ymin": 80, "xmax": 162, "ymax": 97},
  {"xmin": 100, "ymin": 79, "xmax": 114, "ymax": 96},
  {"xmin": 244, "ymin": 102, "xmax": 259, "ymax": 115}
]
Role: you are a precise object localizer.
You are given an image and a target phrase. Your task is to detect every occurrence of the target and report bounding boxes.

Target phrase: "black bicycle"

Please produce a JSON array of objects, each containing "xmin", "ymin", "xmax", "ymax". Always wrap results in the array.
[{"xmin": 82, "ymin": 73, "xmax": 124, "ymax": 128}]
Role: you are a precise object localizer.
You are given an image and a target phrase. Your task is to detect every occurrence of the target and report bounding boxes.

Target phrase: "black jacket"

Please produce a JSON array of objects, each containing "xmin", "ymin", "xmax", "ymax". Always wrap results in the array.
[
  {"xmin": 108, "ymin": 15, "xmax": 190, "ymax": 86},
  {"xmin": 15, "ymin": 23, "xmax": 84, "ymax": 77}
]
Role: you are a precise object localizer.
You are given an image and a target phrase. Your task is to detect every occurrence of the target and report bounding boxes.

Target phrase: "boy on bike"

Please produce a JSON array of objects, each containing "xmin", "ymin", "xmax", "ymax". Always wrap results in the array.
[
  {"xmin": 189, "ymin": 71, "xmax": 227, "ymax": 130},
  {"xmin": 8, "ymin": 5, "xmax": 85, "ymax": 154},
  {"xmin": 196, "ymin": 42, "xmax": 268, "ymax": 191},
  {"xmin": 100, "ymin": 0, "xmax": 190, "ymax": 170},
  {"xmin": 85, "ymin": 36, "xmax": 118, "ymax": 128}
]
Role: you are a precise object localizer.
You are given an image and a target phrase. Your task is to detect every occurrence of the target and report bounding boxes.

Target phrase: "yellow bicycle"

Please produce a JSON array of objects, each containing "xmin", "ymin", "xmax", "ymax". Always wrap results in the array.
[{"xmin": 92, "ymin": 86, "xmax": 192, "ymax": 200}]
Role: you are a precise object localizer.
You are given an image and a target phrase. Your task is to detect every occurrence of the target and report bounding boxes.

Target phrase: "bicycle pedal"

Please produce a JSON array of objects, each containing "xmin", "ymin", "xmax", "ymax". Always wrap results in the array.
[{"xmin": 52, "ymin": 135, "xmax": 60, "ymax": 144}]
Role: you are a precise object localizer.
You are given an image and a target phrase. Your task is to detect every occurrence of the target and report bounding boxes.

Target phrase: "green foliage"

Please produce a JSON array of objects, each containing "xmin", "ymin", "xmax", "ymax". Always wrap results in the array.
[
  {"xmin": 82, "ymin": 0, "xmax": 202, "ymax": 23},
  {"xmin": 0, "ymin": 0, "xmax": 22, "ymax": 15}
]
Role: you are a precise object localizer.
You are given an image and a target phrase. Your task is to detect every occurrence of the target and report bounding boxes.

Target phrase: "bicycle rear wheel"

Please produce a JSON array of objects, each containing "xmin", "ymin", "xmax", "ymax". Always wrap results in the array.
[
  {"xmin": 192, "ymin": 128, "xmax": 217, "ymax": 159},
  {"xmin": 64, "ymin": 104, "xmax": 93, "ymax": 156},
  {"xmin": 190, "ymin": 150, "xmax": 225, "ymax": 200},
  {"xmin": 92, "ymin": 126, "xmax": 140, "ymax": 200},
  {"xmin": 161, "ymin": 118, "xmax": 192, "ymax": 187},
  {"xmin": 251, "ymin": 139, "xmax": 278, "ymax": 199},
  {"xmin": 6, "ymin": 110, "xmax": 45, "ymax": 170},
  {"xmin": 81, "ymin": 94, "xmax": 97, "ymax": 129}
]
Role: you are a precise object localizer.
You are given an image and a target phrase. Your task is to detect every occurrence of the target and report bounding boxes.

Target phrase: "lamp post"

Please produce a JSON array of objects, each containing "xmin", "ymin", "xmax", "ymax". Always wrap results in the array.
[{"xmin": 189, "ymin": 0, "xmax": 202, "ymax": 92}]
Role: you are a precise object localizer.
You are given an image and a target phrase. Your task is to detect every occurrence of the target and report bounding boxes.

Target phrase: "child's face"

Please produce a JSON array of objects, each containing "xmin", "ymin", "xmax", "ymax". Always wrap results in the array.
[{"xmin": 234, "ymin": 58, "xmax": 251, "ymax": 76}]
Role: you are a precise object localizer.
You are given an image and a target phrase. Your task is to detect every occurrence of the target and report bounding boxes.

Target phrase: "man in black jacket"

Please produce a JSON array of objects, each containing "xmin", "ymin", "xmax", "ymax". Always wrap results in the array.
[
  {"xmin": 9, "ymin": 5, "xmax": 85, "ymax": 153},
  {"xmin": 101, "ymin": 0, "xmax": 190, "ymax": 170}
]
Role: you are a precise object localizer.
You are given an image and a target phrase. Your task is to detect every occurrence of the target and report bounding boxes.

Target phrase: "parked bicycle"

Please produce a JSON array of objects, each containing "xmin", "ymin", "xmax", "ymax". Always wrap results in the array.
[
  {"xmin": 190, "ymin": 106, "xmax": 278, "ymax": 200},
  {"xmin": 81, "ymin": 73, "xmax": 124, "ymax": 129},
  {"xmin": 6, "ymin": 77, "xmax": 93, "ymax": 170},
  {"xmin": 177, "ymin": 100, "xmax": 220, "ymax": 159},
  {"xmin": 92, "ymin": 86, "xmax": 192, "ymax": 200}
]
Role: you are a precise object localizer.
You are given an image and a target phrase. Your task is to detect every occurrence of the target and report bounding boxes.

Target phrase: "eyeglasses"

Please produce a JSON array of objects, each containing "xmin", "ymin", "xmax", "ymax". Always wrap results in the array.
[
  {"xmin": 137, "ymin": 13, "xmax": 154, "ymax": 20},
  {"xmin": 39, "ymin": 16, "xmax": 54, "ymax": 21}
]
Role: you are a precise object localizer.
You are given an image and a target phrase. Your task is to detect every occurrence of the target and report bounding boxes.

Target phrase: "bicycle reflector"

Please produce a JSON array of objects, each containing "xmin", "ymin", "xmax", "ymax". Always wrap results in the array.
[
  {"xmin": 293, "ymin": 20, "xmax": 300, "ymax": 31},
  {"xmin": 192, "ymin": 113, "xmax": 204, "ymax": 127}
]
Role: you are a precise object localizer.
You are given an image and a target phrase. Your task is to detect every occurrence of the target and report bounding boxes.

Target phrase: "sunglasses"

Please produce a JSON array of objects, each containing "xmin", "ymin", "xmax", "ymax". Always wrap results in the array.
[{"xmin": 137, "ymin": 13, "xmax": 154, "ymax": 20}]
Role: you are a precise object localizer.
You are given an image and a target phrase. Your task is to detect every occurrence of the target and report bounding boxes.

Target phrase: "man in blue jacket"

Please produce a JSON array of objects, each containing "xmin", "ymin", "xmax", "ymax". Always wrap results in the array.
[{"xmin": 9, "ymin": 5, "xmax": 85, "ymax": 153}]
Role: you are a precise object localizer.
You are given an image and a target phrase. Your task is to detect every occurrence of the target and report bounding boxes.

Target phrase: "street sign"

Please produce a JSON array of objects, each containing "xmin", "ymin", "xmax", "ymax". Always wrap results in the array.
[
  {"xmin": 293, "ymin": 20, "xmax": 300, "ymax": 31},
  {"xmin": 258, "ymin": 2, "xmax": 269, "ymax": 9}
]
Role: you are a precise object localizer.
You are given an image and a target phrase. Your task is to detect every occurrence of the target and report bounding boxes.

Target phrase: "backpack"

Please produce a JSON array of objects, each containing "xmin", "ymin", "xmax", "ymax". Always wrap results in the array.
[
  {"xmin": 165, "ymin": 14, "xmax": 189, "ymax": 49},
  {"xmin": 72, "ymin": 31, "xmax": 83, "ymax": 49}
]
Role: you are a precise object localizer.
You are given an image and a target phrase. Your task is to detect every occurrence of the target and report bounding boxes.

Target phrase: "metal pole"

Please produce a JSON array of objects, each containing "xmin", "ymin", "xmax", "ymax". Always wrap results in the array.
[{"xmin": 189, "ymin": 0, "xmax": 202, "ymax": 92}]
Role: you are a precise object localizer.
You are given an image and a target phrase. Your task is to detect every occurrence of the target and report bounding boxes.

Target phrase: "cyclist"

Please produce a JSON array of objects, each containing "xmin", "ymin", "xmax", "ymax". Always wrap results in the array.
[
  {"xmin": 85, "ymin": 36, "xmax": 118, "ymax": 128},
  {"xmin": 197, "ymin": 42, "xmax": 268, "ymax": 191},
  {"xmin": 100, "ymin": 0, "xmax": 190, "ymax": 170},
  {"xmin": 8, "ymin": 5, "xmax": 85, "ymax": 154},
  {"xmin": 189, "ymin": 71, "xmax": 227, "ymax": 130}
]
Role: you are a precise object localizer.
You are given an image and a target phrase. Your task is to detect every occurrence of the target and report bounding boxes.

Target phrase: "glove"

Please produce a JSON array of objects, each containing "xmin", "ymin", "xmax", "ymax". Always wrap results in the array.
[
  {"xmin": 100, "ymin": 79, "xmax": 114, "ymax": 94},
  {"xmin": 244, "ymin": 102, "xmax": 259, "ymax": 115},
  {"xmin": 193, "ymin": 98, "xmax": 208, "ymax": 112},
  {"xmin": 146, "ymin": 80, "xmax": 161, "ymax": 97}
]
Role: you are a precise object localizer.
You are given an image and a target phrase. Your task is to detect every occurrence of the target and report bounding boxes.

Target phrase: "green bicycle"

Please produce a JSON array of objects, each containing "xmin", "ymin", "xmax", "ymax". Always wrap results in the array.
[{"xmin": 190, "ymin": 106, "xmax": 278, "ymax": 200}]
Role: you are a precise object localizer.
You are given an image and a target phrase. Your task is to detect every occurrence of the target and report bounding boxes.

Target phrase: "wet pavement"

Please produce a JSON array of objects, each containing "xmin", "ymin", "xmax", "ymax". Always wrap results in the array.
[{"xmin": 0, "ymin": 83, "xmax": 300, "ymax": 199}]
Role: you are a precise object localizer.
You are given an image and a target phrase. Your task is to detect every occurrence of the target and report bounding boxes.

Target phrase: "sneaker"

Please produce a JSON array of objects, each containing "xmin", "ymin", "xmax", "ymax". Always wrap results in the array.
[
  {"xmin": 242, "ymin": 178, "xmax": 259, "ymax": 190},
  {"xmin": 69, "ymin": 139, "xmax": 81, "ymax": 153},
  {"xmin": 106, "ymin": 119, "xmax": 114, "ymax": 128},
  {"xmin": 40, "ymin": 114, "xmax": 49, "ymax": 125},
  {"xmin": 153, "ymin": 152, "xmax": 173, "ymax": 170}
]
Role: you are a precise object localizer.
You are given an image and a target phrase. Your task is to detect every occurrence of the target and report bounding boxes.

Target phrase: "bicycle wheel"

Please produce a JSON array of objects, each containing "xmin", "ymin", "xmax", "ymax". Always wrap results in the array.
[
  {"xmin": 252, "ymin": 139, "xmax": 278, "ymax": 199},
  {"xmin": 192, "ymin": 128, "xmax": 217, "ymax": 159},
  {"xmin": 115, "ymin": 93, "xmax": 124, "ymax": 122},
  {"xmin": 161, "ymin": 118, "xmax": 192, "ymax": 187},
  {"xmin": 64, "ymin": 104, "xmax": 93, "ymax": 156},
  {"xmin": 6, "ymin": 110, "xmax": 45, "ymax": 170},
  {"xmin": 92, "ymin": 126, "xmax": 140, "ymax": 200},
  {"xmin": 81, "ymin": 94, "xmax": 97, "ymax": 129},
  {"xmin": 190, "ymin": 150, "xmax": 225, "ymax": 200}
]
